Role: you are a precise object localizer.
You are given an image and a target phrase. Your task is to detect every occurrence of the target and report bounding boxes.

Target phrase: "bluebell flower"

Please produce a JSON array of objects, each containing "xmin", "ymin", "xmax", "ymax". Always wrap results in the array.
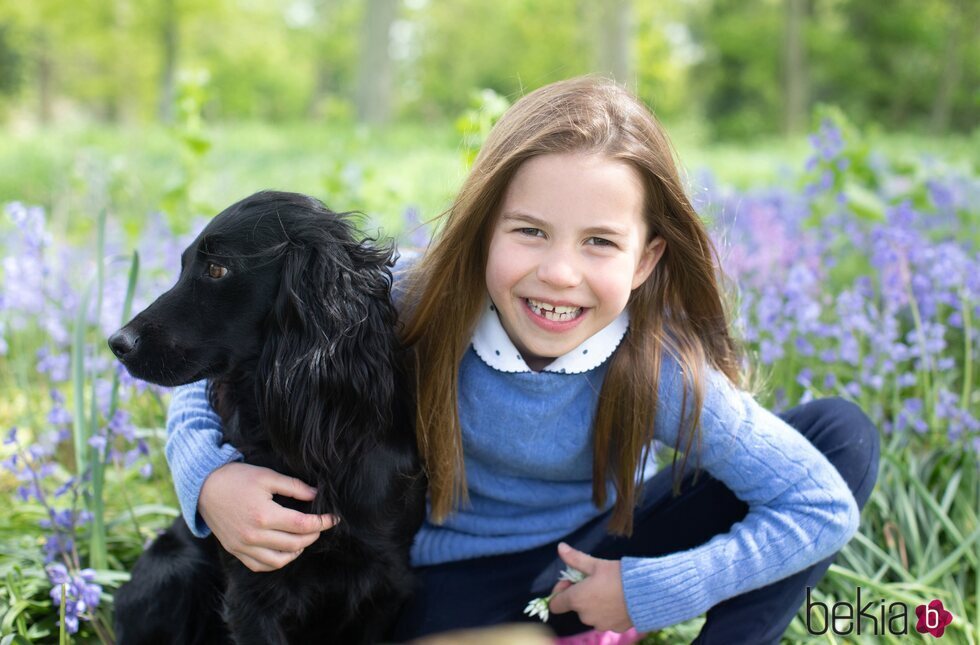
[
  {"xmin": 927, "ymin": 179, "xmax": 956, "ymax": 212},
  {"xmin": 43, "ymin": 534, "xmax": 73, "ymax": 563},
  {"xmin": 46, "ymin": 565, "xmax": 102, "ymax": 635},
  {"xmin": 47, "ymin": 404, "xmax": 72, "ymax": 427},
  {"xmin": 35, "ymin": 347, "xmax": 70, "ymax": 382},
  {"xmin": 46, "ymin": 563, "xmax": 70, "ymax": 585},
  {"xmin": 107, "ymin": 409, "xmax": 136, "ymax": 442},
  {"xmin": 759, "ymin": 339, "xmax": 784, "ymax": 365},
  {"xmin": 796, "ymin": 369, "xmax": 813, "ymax": 388}
]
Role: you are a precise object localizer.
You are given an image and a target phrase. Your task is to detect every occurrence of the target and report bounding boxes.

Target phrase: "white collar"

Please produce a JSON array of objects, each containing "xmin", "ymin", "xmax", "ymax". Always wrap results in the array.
[{"xmin": 471, "ymin": 296, "xmax": 629, "ymax": 374}]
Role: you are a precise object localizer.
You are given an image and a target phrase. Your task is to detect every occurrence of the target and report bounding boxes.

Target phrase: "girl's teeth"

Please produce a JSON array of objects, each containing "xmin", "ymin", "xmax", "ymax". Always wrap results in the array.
[{"xmin": 526, "ymin": 298, "xmax": 583, "ymax": 322}]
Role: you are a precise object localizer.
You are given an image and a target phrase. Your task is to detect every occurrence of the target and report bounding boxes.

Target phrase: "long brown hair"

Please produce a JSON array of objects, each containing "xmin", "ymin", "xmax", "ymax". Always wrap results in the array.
[{"xmin": 400, "ymin": 76, "xmax": 742, "ymax": 534}]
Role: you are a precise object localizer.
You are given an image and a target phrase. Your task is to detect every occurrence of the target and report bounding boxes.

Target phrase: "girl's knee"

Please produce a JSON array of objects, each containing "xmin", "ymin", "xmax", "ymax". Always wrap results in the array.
[
  {"xmin": 802, "ymin": 397, "xmax": 877, "ymax": 448},
  {"xmin": 807, "ymin": 397, "xmax": 881, "ymax": 507},
  {"xmin": 813, "ymin": 397, "xmax": 880, "ymax": 505},
  {"xmin": 833, "ymin": 398, "xmax": 879, "ymax": 452}
]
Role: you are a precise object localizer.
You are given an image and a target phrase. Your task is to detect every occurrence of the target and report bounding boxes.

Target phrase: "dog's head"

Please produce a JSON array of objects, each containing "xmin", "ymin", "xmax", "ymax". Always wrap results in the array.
[{"xmin": 109, "ymin": 191, "xmax": 397, "ymax": 390}]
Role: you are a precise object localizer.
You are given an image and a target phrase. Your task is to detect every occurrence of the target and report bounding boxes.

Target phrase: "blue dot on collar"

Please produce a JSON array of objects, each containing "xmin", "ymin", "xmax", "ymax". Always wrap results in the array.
[
  {"xmin": 583, "ymin": 349, "xmax": 589, "ymax": 354},
  {"xmin": 495, "ymin": 350, "xmax": 500, "ymax": 356}
]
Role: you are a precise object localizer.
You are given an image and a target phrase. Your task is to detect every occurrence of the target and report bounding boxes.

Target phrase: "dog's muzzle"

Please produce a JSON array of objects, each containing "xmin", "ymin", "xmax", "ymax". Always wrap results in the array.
[{"xmin": 108, "ymin": 328, "xmax": 140, "ymax": 360}]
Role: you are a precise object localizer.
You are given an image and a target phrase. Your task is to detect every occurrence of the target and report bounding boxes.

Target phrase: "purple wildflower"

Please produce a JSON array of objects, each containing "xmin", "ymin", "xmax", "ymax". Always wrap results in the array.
[{"xmin": 46, "ymin": 565, "xmax": 102, "ymax": 635}]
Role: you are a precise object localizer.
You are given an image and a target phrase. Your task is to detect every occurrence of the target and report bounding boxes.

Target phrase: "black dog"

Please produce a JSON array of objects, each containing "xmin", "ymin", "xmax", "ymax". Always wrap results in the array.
[{"xmin": 109, "ymin": 191, "xmax": 426, "ymax": 644}]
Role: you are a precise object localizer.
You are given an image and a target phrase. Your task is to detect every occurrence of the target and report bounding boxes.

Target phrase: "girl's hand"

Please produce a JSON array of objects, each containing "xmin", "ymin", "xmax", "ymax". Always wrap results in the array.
[
  {"xmin": 199, "ymin": 462, "xmax": 339, "ymax": 572},
  {"xmin": 547, "ymin": 542, "xmax": 633, "ymax": 633}
]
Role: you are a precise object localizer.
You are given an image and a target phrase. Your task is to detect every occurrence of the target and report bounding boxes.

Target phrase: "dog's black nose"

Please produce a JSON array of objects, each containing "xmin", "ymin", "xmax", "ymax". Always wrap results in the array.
[{"xmin": 108, "ymin": 328, "xmax": 140, "ymax": 359}]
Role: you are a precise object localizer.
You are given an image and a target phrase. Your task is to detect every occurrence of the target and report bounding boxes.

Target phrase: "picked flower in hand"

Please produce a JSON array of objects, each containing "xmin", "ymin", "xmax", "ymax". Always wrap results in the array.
[{"xmin": 523, "ymin": 566, "xmax": 587, "ymax": 623}]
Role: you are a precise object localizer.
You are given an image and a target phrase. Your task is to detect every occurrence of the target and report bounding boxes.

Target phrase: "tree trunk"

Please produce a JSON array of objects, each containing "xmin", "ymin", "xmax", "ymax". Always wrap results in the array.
[
  {"xmin": 355, "ymin": 0, "xmax": 397, "ymax": 124},
  {"xmin": 37, "ymin": 32, "xmax": 53, "ymax": 124},
  {"xmin": 307, "ymin": 0, "xmax": 336, "ymax": 119},
  {"xmin": 308, "ymin": 63, "xmax": 333, "ymax": 119},
  {"xmin": 158, "ymin": 0, "xmax": 178, "ymax": 124},
  {"xmin": 103, "ymin": 0, "xmax": 122, "ymax": 122},
  {"xmin": 596, "ymin": 0, "xmax": 632, "ymax": 83},
  {"xmin": 929, "ymin": 0, "xmax": 963, "ymax": 134},
  {"xmin": 783, "ymin": 0, "xmax": 808, "ymax": 135}
]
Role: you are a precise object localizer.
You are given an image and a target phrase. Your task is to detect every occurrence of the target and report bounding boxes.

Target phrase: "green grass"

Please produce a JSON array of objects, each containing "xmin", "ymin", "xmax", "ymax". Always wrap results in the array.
[
  {"xmin": 2, "ymin": 120, "xmax": 975, "ymax": 239},
  {"xmin": 0, "ymin": 121, "xmax": 465, "ymax": 241}
]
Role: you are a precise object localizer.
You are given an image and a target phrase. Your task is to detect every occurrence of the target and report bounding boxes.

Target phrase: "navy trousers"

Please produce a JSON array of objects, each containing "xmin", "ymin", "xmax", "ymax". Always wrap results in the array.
[{"xmin": 390, "ymin": 397, "xmax": 880, "ymax": 644}]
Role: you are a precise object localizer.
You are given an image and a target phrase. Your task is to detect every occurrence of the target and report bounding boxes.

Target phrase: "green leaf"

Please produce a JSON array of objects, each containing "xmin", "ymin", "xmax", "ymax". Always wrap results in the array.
[
  {"xmin": 71, "ymin": 280, "xmax": 95, "ymax": 477},
  {"xmin": 181, "ymin": 133, "xmax": 211, "ymax": 157},
  {"xmin": 109, "ymin": 504, "xmax": 179, "ymax": 519},
  {"xmin": 844, "ymin": 182, "xmax": 886, "ymax": 222},
  {"xmin": 1, "ymin": 634, "xmax": 34, "ymax": 645},
  {"xmin": 918, "ymin": 524, "xmax": 980, "ymax": 587},
  {"xmin": 1, "ymin": 600, "xmax": 34, "ymax": 632}
]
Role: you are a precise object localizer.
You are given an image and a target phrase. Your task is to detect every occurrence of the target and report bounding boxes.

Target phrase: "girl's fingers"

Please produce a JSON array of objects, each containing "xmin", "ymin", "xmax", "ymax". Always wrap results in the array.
[
  {"xmin": 236, "ymin": 553, "xmax": 269, "ymax": 572},
  {"xmin": 239, "ymin": 546, "xmax": 304, "ymax": 572},
  {"xmin": 550, "ymin": 579, "xmax": 574, "ymax": 597},
  {"xmin": 246, "ymin": 528, "xmax": 320, "ymax": 554},
  {"xmin": 266, "ymin": 506, "xmax": 339, "ymax": 535},
  {"xmin": 238, "ymin": 553, "xmax": 273, "ymax": 573},
  {"xmin": 557, "ymin": 542, "xmax": 598, "ymax": 576},
  {"xmin": 264, "ymin": 472, "xmax": 319, "ymax": 501},
  {"xmin": 547, "ymin": 585, "xmax": 578, "ymax": 616}
]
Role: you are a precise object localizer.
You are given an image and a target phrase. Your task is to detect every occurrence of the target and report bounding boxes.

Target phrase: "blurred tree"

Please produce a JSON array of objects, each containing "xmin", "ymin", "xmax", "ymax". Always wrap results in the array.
[
  {"xmin": 813, "ymin": 0, "xmax": 979, "ymax": 133},
  {"xmin": 691, "ymin": 0, "xmax": 782, "ymax": 139},
  {"xmin": 828, "ymin": 0, "xmax": 939, "ymax": 126},
  {"xmin": 595, "ymin": 0, "xmax": 632, "ymax": 83},
  {"xmin": 0, "ymin": 1, "xmax": 68, "ymax": 123},
  {"xmin": 0, "ymin": 23, "xmax": 23, "ymax": 100},
  {"xmin": 690, "ymin": 0, "xmax": 979, "ymax": 138},
  {"xmin": 193, "ymin": 1, "xmax": 310, "ymax": 120},
  {"xmin": 782, "ymin": 0, "xmax": 808, "ymax": 134},
  {"xmin": 633, "ymin": 2, "xmax": 697, "ymax": 122},
  {"xmin": 0, "ymin": 0, "xmax": 974, "ymax": 132},
  {"xmin": 85, "ymin": 0, "xmax": 126, "ymax": 121},
  {"xmin": 355, "ymin": 0, "xmax": 397, "ymax": 123},
  {"xmin": 305, "ymin": 0, "xmax": 358, "ymax": 120},
  {"xmin": 410, "ymin": 0, "xmax": 589, "ymax": 118},
  {"xmin": 158, "ymin": 0, "xmax": 178, "ymax": 123},
  {"xmin": 927, "ymin": 0, "xmax": 975, "ymax": 133}
]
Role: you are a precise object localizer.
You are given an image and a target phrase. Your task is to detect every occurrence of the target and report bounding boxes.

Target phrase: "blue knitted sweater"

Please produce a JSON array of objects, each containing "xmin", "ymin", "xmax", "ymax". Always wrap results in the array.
[{"xmin": 164, "ymin": 302, "xmax": 859, "ymax": 633}]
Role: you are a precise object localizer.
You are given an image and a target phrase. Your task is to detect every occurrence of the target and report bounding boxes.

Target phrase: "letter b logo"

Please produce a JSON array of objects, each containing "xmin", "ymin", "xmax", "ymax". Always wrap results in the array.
[{"xmin": 915, "ymin": 599, "xmax": 953, "ymax": 638}]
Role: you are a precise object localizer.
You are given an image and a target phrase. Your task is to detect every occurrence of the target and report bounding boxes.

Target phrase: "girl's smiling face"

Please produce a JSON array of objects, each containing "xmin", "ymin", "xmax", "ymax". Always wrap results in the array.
[{"xmin": 486, "ymin": 152, "xmax": 665, "ymax": 371}]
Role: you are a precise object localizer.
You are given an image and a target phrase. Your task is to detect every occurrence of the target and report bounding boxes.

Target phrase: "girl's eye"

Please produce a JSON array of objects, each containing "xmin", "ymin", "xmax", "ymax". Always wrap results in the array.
[
  {"xmin": 207, "ymin": 263, "xmax": 228, "ymax": 279},
  {"xmin": 587, "ymin": 237, "xmax": 616, "ymax": 248},
  {"xmin": 517, "ymin": 228, "xmax": 544, "ymax": 237}
]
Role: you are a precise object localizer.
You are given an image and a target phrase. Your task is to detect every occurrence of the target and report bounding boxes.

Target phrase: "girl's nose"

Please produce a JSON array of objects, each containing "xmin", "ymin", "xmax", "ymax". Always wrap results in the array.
[{"xmin": 536, "ymin": 252, "xmax": 581, "ymax": 289}]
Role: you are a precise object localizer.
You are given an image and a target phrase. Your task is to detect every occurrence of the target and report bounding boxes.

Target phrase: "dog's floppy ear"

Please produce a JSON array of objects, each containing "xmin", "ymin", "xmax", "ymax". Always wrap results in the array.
[{"xmin": 256, "ymin": 234, "xmax": 398, "ymax": 507}]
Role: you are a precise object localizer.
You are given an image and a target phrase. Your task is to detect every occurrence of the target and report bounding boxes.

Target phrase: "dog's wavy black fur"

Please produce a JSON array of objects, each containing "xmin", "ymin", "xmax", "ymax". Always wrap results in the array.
[{"xmin": 109, "ymin": 191, "xmax": 426, "ymax": 644}]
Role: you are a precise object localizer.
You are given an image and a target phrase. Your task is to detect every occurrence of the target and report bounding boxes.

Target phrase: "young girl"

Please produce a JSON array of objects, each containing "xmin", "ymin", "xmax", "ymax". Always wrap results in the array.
[{"xmin": 165, "ymin": 76, "xmax": 879, "ymax": 643}]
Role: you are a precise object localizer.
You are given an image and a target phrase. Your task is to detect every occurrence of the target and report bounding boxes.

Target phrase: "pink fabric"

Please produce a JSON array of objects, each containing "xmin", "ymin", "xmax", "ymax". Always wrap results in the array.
[{"xmin": 554, "ymin": 627, "xmax": 644, "ymax": 645}]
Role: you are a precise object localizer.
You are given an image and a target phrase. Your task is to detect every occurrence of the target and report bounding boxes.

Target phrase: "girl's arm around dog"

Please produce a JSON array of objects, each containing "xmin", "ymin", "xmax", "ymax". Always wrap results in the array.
[{"xmin": 166, "ymin": 382, "xmax": 337, "ymax": 571}]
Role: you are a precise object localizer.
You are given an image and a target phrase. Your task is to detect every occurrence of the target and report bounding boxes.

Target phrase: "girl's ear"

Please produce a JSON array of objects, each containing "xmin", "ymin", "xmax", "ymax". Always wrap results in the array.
[{"xmin": 632, "ymin": 236, "xmax": 666, "ymax": 290}]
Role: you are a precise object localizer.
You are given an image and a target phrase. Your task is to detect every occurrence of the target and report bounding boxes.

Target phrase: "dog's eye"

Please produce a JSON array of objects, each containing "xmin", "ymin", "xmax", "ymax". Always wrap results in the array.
[{"xmin": 207, "ymin": 263, "xmax": 229, "ymax": 279}]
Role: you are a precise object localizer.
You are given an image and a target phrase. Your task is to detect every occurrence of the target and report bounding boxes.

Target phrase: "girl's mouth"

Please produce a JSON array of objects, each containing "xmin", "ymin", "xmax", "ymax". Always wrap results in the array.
[{"xmin": 524, "ymin": 298, "xmax": 585, "ymax": 323}]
